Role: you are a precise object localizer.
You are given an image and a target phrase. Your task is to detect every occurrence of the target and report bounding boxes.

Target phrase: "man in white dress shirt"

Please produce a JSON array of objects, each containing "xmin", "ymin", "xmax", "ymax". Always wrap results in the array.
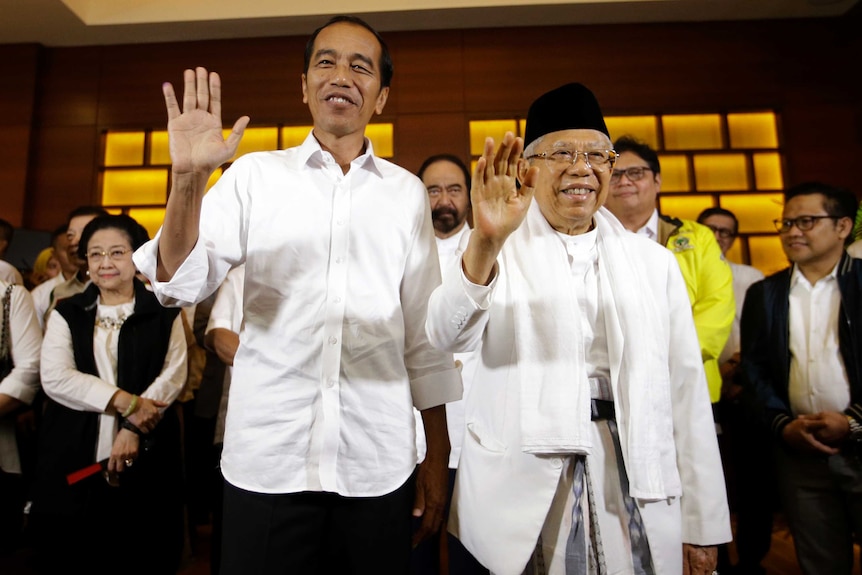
[
  {"xmin": 426, "ymin": 83, "xmax": 730, "ymax": 575},
  {"xmin": 740, "ymin": 182, "xmax": 862, "ymax": 575},
  {"xmin": 133, "ymin": 15, "xmax": 461, "ymax": 575}
]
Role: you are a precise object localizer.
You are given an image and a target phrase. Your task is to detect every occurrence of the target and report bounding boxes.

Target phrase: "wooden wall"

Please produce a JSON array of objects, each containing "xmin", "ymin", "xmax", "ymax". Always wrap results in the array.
[{"xmin": 1, "ymin": 10, "xmax": 860, "ymax": 231}]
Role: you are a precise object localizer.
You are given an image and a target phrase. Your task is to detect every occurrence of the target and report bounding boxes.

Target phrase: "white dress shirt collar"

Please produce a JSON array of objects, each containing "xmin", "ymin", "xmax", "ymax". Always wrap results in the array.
[{"xmin": 635, "ymin": 209, "xmax": 660, "ymax": 242}]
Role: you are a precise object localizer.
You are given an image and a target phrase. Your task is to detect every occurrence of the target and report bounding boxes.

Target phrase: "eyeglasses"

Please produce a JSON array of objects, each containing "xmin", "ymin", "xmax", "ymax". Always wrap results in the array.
[
  {"xmin": 526, "ymin": 149, "xmax": 617, "ymax": 172},
  {"xmin": 609, "ymin": 166, "xmax": 653, "ymax": 184},
  {"xmin": 427, "ymin": 185, "xmax": 465, "ymax": 197},
  {"xmin": 87, "ymin": 248, "xmax": 131, "ymax": 261},
  {"xmin": 773, "ymin": 215, "xmax": 838, "ymax": 233},
  {"xmin": 704, "ymin": 225, "xmax": 736, "ymax": 239}
]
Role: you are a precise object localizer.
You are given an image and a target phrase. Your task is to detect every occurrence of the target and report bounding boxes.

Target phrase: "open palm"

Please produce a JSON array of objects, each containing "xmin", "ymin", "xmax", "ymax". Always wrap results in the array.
[
  {"xmin": 471, "ymin": 132, "xmax": 536, "ymax": 244},
  {"xmin": 163, "ymin": 67, "xmax": 249, "ymax": 176}
]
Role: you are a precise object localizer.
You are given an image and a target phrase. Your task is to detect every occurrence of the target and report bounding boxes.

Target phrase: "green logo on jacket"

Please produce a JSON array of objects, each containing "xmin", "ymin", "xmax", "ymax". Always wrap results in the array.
[{"xmin": 672, "ymin": 236, "xmax": 694, "ymax": 252}]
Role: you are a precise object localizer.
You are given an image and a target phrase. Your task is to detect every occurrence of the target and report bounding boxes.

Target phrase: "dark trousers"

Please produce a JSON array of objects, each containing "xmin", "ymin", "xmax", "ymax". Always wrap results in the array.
[
  {"xmin": 410, "ymin": 467, "xmax": 489, "ymax": 575},
  {"xmin": 774, "ymin": 446, "xmax": 862, "ymax": 575},
  {"xmin": 715, "ymin": 399, "xmax": 775, "ymax": 573},
  {"xmin": 30, "ymin": 476, "xmax": 184, "ymax": 575},
  {"xmin": 0, "ymin": 470, "xmax": 24, "ymax": 556},
  {"xmin": 220, "ymin": 471, "xmax": 416, "ymax": 575}
]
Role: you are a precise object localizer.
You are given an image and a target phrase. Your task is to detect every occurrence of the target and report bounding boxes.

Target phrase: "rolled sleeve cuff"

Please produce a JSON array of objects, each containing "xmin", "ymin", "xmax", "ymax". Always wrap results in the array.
[
  {"xmin": 206, "ymin": 318, "xmax": 234, "ymax": 334},
  {"xmin": 411, "ymin": 368, "xmax": 463, "ymax": 411},
  {"xmin": 87, "ymin": 380, "xmax": 123, "ymax": 413},
  {"xmin": 133, "ymin": 232, "xmax": 212, "ymax": 307}
]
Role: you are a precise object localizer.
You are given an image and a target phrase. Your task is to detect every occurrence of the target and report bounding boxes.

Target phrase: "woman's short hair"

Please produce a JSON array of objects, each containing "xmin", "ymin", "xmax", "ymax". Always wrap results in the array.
[{"xmin": 77, "ymin": 214, "xmax": 150, "ymax": 261}]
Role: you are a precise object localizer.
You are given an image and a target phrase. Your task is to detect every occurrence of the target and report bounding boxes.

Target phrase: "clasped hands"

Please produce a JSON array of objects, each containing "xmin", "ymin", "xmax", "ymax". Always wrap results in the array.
[{"xmin": 782, "ymin": 411, "xmax": 850, "ymax": 455}]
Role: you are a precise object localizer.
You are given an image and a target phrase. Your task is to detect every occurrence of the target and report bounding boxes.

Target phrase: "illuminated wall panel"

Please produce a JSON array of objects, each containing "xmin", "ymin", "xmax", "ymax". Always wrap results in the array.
[
  {"xmin": 281, "ymin": 126, "xmax": 313, "ymax": 149},
  {"xmin": 102, "ymin": 169, "xmax": 168, "ymax": 206},
  {"xmin": 656, "ymin": 154, "xmax": 690, "ymax": 192},
  {"xmin": 127, "ymin": 207, "xmax": 167, "ymax": 238},
  {"xmin": 748, "ymin": 235, "xmax": 788, "ymax": 276},
  {"xmin": 727, "ymin": 112, "xmax": 778, "ymax": 149},
  {"xmin": 662, "ymin": 114, "xmax": 723, "ymax": 150},
  {"xmin": 693, "ymin": 154, "xmax": 749, "ymax": 191},
  {"xmin": 150, "ymin": 131, "xmax": 171, "ymax": 165},
  {"xmin": 719, "ymin": 193, "xmax": 784, "ymax": 233},
  {"xmin": 366, "ymin": 123, "xmax": 394, "ymax": 158},
  {"xmin": 752, "ymin": 152, "xmax": 784, "ymax": 190},
  {"xmin": 205, "ymin": 169, "xmax": 223, "ymax": 192},
  {"xmin": 606, "ymin": 116, "xmax": 659, "ymax": 149},
  {"xmin": 470, "ymin": 120, "xmax": 518, "ymax": 156},
  {"xmin": 659, "ymin": 195, "xmax": 715, "ymax": 222},
  {"xmin": 227, "ymin": 127, "xmax": 278, "ymax": 162},
  {"xmin": 105, "ymin": 132, "xmax": 145, "ymax": 166}
]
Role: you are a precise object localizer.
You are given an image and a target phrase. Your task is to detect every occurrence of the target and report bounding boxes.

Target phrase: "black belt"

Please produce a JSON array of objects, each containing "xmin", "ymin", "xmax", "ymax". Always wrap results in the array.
[{"xmin": 591, "ymin": 399, "xmax": 615, "ymax": 421}]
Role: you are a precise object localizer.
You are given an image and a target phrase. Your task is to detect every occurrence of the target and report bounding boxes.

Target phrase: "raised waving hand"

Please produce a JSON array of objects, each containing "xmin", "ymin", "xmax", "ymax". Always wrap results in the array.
[
  {"xmin": 163, "ymin": 67, "xmax": 249, "ymax": 176},
  {"xmin": 156, "ymin": 67, "xmax": 249, "ymax": 281},
  {"xmin": 462, "ymin": 132, "xmax": 537, "ymax": 285}
]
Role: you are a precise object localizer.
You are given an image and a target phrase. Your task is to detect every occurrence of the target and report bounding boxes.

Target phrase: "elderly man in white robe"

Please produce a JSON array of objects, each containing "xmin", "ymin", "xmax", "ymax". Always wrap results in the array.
[{"xmin": 425, "ymin": 84, "xmax": 731, "ymax": 575}]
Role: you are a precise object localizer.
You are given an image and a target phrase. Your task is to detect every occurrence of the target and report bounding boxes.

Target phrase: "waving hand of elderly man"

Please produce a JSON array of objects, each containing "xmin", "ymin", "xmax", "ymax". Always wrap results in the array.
[{"xmin": 461, "ymin": 132, "xmax": 537, "ymax": 286}]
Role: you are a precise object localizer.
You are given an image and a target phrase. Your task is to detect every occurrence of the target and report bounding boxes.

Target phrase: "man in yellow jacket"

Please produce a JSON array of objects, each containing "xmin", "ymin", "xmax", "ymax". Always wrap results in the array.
[{"xmin": 604, "ymin": 136, "xmax": 733, "ymax": 403}]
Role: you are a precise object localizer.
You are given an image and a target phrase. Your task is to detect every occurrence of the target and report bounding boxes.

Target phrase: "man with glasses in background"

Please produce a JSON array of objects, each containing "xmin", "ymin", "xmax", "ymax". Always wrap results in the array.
[
  {"xmin": 604, "ymin": 136, "xmax": 734, "ymax": 407},
  {"xmin": 740, "ymin": 182, "xmax": 862, "ymax": 575}
]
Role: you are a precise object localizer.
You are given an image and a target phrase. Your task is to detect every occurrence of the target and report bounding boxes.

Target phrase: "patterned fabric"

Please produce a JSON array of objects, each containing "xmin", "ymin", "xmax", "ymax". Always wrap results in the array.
[
  {"xmin": 608, "ymin": 420, "xmax": 654, "ymax": 575},
  {"xmin": 584, "ymin": 458, "xmax": 606, "ymax": 571},
  {"xmin": 565, "ymin": 456, "xmax": 588, "ymax": 573},
  {"xmin": 564, "ymin": 456, "xmax": 609, "ymax": 575}
]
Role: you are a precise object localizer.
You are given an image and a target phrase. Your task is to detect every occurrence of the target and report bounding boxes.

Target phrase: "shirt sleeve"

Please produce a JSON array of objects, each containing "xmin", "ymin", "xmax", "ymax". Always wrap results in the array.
[
  {"xmin": 206, "ymin": 266, "xmax": 244, "ymax": 335},
  {"xmin": 140, "ymin": 314, "xmax": 188, "ymax": 407},
  {"xmin": 739, "ymin": 279, "xmax": 794, "ymax": 437},
  {"xmin": 40, "ymin": 310, "xmax": 118, "ymax": 412},
  {"xmin": 0, "ymin": 285, "xmax": 42, "ymax": 404},
  {"xmin": 132, "ymin": 161, "xmax": 249, "ymax": 308},
  {"xmin": 401, "ymin": 190, "xmax": 462, "ymax": 411},
  {"xmin": 425, "ymin": 235, "xmax": 498, "ymax": 355},
  {"xmin": 664, "ymin": 253, "xmax": 733, "ymax": 546},
  {"xmin": 29, "ymin": 279, "xmax": 54, "ymax": 332},
  {"xmin": 690, "ymin": 226, "xmax": 736, "ymax": 401},
  {"xmin": 691, "ymin": 229, "xmax": 735, "ymax": 359}
]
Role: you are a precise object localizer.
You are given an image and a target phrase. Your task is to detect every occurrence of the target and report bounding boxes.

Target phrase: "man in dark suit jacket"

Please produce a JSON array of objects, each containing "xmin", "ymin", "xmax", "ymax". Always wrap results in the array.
[{"xmin": 741, "ymin": 181, "xmax": 862, "ymax": 575}]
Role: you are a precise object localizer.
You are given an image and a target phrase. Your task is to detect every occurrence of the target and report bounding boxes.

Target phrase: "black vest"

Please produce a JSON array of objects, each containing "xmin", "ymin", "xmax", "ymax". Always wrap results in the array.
[{"xmin": 33, "ymin": 279, "xmax": 181, "ymax": 513}]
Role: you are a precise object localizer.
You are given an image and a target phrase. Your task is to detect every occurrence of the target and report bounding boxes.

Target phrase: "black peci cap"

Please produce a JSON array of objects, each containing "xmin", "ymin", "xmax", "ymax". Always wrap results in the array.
[{"xmin": 524, "ymin": 83, "xmax": 609, "ymax": 148}]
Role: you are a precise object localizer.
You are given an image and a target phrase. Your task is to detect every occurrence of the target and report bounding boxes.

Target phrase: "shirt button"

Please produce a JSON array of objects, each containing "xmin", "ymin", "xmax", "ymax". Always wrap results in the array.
[
  {"xmin": 335, "ymin": 257, "xmax": 344, "ymax": 264},
  {"xmin": 334, "ymin": 296, "xmax": 342, "ymax": 303},
  {"xmin": 327, "ymin": 379, "xmax": 337, "ymax": 388},
  {"xmin": 328, "ymin": 336, "xmax": 338, "ymax": 345},
  {"xmin": 337, "ymin": 219, "xmax": 345, "ymax": 226},
  {"xmin": 551, "ymin": 458, "xmax": 562, "ymax": 469}
]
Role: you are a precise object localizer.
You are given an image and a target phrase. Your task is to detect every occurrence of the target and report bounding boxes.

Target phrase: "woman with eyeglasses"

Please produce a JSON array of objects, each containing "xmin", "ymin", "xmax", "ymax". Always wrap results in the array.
[{"xmin": 31, "ymin": 214, "xmax": 187, "ymax": 574}]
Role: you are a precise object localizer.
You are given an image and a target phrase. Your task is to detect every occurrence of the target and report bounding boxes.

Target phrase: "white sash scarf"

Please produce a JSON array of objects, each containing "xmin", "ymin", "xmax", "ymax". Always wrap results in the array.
[{"xmin": 504, "ymin": 202, "xmax": 670, "ymax": 498}]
